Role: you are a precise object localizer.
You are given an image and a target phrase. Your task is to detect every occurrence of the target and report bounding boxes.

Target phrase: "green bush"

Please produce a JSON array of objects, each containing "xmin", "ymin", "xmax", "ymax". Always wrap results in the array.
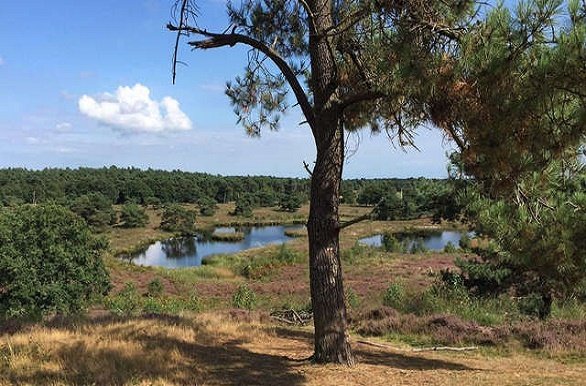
[
  {"xmin": 198, "ymin": 197, "xmax": 218, "ymax": 216},
  {"xmin": 275, "ymin": 243, "xmax": 298, "ymax": 263},
  {"xmin": 383, "ymin": 282, "xmax": 407, "ymax": 309},
  {"xmin": 381, "ymin": 233, "xmax": 406, "ymax": 253},
  {"xmin": 0, "ymin": 204, "xmax": 111, "ymax": 318},
  {"xmin": 120, "ymin": 203, "xmax": 149, "ymax": 228},
  {"xmin": 69, "ymin": 193, "xmax": 116, "ymax": 229},
  {"xmin": 105, "ymin": 282, "xmax": 142, "ymax": 316},
  {"xmin": 443, "ymin": 241, "xmax": 458, "ymax": 253},
  {"xmin": 346, "ymin": 288, "xmax": 360, "ymax": 309},
  {"xmin": 232, "ymin": 284, "xmax": 257, "ymax": 310},
  {"xmin": 147, "ymin": 278, "xmax": 164, "ymax": 298},
  {"xmin": 409, "ymin": 239, "xmax": 428, "ymax": 254},
  {"xmin": 160, "ymin": 204, "xmax": 197, "ymax": 234}
]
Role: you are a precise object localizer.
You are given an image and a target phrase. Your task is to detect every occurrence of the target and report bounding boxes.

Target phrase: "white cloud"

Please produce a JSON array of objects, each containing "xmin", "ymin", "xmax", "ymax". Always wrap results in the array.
[
  {"xmin": 0, "ymin": 56, "xmax": 4, "ymax": 66},
  {"xmin": 55, "ymin": 122, "xmax": 72, "ymax": 132},
  {"xmin": 78, "ymin": 84, "xmax": 192, "ymax": 133}
]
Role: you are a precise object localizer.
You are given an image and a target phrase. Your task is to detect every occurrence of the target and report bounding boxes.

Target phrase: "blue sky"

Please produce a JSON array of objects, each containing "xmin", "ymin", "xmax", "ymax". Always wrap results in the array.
[{"xmin": 0, "ymin": 0, "xmax": 454, "ymax": 178}]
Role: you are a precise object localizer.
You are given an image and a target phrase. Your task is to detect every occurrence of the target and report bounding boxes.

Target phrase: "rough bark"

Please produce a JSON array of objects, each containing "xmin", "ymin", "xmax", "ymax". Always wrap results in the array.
[
  {"xmin": 308, "ymin": 112, "xmax": 355, "ymax": 365},
  {"xmin": 306, "ymin": 0, "xmax": 355, "ymax": 365}
]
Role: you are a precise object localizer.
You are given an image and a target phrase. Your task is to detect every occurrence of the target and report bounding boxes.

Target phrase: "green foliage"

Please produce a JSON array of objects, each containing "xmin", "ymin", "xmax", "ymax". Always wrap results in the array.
[
  {"xmin": 106, "ymin": 282, "xmax": 201, "ymax": 316},
  {"xmin": 279, "ymin": 193, "xmax": 302, "ymax": 212},
  {"xmin": 443, "ymin": 241, "xmax": 458, "ymax": 253},
  {"xmin": 383, "ymin": 282, "xmax": 407, "ymax": 309},
  {"xmin": 198, "ymin": 196, "xmax": 218, "ymax": 216},
  {"xmin": 69, "ymin": 193, "xmax": 116, "ymax": 229},
  {"xmin": 456, "ymin": 156, "xmax": 586, "ymax": 318},
  {"xmin": 119, "ymin": 203, "xmax": 149, "ymax": 228},
  {"xmin": 160, "ymin": 204, "xmax": 197, "ymax": 234},
  {"xmin": 147, "ymin": 278, "xmax": 164, "ymax": 298},
  {"xmin": 409, "ymin": 239, "xmax": 428, "ymax": 254},
  {"xmin": 345, "ymin": 288, "xmax": 360, "ymax": 309},
  {"xmin": 233, "ymin": 194, "xmax": 254, "ymax": 217},
  {"xmin": 0, "ymin": 204, "xmax": 110, "ymax": 318},
  {"xmin": 105, "ymin": 282, "xmax": 142, "ymax": 316},
  {"xmin": 275, "ymin": 243, "xmax": 298, "ymax": 264},
  {"xmin": 341, "ymin": 242, "xmax": 374, "ymax": 263},
  {"xmin": 232, "ymin": 284, "xmax": 257, "ymax": 310},
  {"xmin": 381, "ymin": 233, "xmax": 406, "ymax": 253}
]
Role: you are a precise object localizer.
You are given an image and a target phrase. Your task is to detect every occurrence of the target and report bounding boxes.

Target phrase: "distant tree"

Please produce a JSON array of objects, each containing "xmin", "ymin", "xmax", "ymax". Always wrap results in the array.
[
  {"xmin": 70, "ymin": 193, "xmax": 116, "ymax": 229},
  {"xmin": 233, "ymin": 194, "xmax": 254, "ymax": 217},
  {"xmin": 340, "ymin": 185, "xmax": 357, "ymax": 205},
  {"xmin": 160, "ymin": 204, "xmax": 197, "ymax": 234},
  {"xmin": 0, "ymin": 205, "xmax": 110, "ymax": 318},
  {"xmin": 119, "ymin": 203, "xmax": 149, "ymax": 228},
  {"xmin": 198, "ymin": 196, "xmax": 218, "ymax": 216},
  {"xmin": 169, "ymin": 0, "xmax": 585, "ymax": 363},
  {"xmin": 279, "ymin": 193, "xmax": 303, "ymax": 212}
]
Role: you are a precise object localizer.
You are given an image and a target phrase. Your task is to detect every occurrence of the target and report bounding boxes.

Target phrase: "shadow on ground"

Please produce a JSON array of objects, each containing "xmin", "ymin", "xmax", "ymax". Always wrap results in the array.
[{"xmin": 3, "ymin": 314, "xmax": 479, "ymax": 385}]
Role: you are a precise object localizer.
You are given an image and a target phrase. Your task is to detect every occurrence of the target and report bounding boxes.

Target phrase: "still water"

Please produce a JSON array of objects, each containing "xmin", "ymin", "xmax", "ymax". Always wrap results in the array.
[
  {"xmin": 129, "ymin": 225, "xmax": 303, "ymax": 268},
  {"xmin": 359, "ymin": 230, "xmax": 471, "ymax": 251}
]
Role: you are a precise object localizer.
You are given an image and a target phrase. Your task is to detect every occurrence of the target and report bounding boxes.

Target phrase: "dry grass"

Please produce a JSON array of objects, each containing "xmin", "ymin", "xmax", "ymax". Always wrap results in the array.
[{"xmin": 1, "ymin": 312, "xmax": 584, "ymax": 385}]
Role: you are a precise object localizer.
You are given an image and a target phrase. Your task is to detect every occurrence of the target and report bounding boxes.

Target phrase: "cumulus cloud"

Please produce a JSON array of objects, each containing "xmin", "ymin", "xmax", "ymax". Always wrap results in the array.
[{"xmin": 78, "ymin": 84, "xmax": 192, "ymax": 133}]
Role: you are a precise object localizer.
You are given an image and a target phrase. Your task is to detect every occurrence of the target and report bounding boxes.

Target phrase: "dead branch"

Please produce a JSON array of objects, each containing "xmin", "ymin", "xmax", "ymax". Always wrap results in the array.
[{"xmin": 167, "ymin": 24, "xmax": 316, "ymax": 132}]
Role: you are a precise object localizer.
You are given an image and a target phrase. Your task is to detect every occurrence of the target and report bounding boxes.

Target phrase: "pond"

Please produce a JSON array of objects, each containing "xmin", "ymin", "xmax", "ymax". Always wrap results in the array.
[
  {"xmin": 359, "ymin": 230, "xmax": 472, "ymax": 251},
  {"xmin": 128, "ymin": 225, "xmax": 304, "ymax": 268}
]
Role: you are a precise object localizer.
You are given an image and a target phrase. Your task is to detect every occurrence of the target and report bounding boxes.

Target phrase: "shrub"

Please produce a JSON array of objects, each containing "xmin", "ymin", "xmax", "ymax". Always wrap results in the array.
[
  {"xmin": 409, "ymin": 239, "xmax": 428, "ymax": 254},
  {"xmin": 160, "ymin": 204, "xmax": 197, "ymax": 234},
  {"xmin": 120, "ymin": 203, "xmax": 149, "ymax": 228},
  {"xmin": 443, "ymin": 241, "xmax": 458, "ymax": 253},
  {"xmin": 232, "ymin": 284, "xmax": 257, "ymax": 310},
  {"xmin": 198, "ymin": 197, "xmax": 218, "ymax": 216},
  {"xmin": 275, "ymin": 243, "xmax": 298, "ymax": 263},
  {"xmin": 346, "ymin": 288, "xmax": 360, "ymax": 309},
  {"xmin": 0, "ymin": 204, "xmax": 111, "ymax": 319},
  {"xmin": 105, "ymin": 282, "xmax": 142, "ymax": 316},
  {"xmin": 147, "ymin": 278, "xmax": 164, "ymax": 298},
  {"xmin": 381, "ymin": 233, "xmax": 405, "ymax": 253},
  {"xmin": 233, "ymin": 195, "xmax": 254, "ymax": 217},
  {"xmin": 69, "ymin": 193, "xmax": 116, "ymax": 229},
  {"xmin": 383, "ymin": 282, "xmax": 406, "ymax": 310}
]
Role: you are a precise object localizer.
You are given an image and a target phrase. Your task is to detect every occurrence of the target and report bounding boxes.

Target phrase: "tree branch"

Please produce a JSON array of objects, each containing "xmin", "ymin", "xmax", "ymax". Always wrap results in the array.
[
  {"xmin": 167, "ymin": 24, "xmax": 315, "ymax": 130},
  {"xmin": 338, "ymin": 198, "xmax": 385, "ymax": 230},
  {"xmin": 339, "ymin": 90, "xmax": 385, "ymax": 111}
]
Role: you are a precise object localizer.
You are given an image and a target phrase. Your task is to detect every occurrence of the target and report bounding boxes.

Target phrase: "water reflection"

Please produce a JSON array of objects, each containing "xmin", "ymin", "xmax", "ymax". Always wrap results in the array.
[
  {"xmin": 130, "ymin": 225, "xmax": 304, "ymax": 269},
  {"xmin": 359, "ymin": 230, "xmax": 472, "ymax": 251},
  {"xmin": 161, "ymin": 237, "xmax": 197, "ymax": 259}
]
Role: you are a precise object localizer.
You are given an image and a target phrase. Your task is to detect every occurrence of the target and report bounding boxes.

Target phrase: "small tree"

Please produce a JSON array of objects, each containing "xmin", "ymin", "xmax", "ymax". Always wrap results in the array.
[
  {"xmin": 198, "ymin": 196, "xmax": 217, "ymax": 216},
  {"xmin": 160, "ymin": 204, "xmax": 197, "ymax": 234},
  {"xmin": 233, "ymin": 194, "xmax": 255, "ymax": 217},
  {"xmin": 279, "ymin": 193, "xmax": 303, "ymax": 212},
  {"xmin": 120, "ymin": 203, "xmax": 149, "ymax": 228},
  {"xmin": 70, "ymin": 193, "xmax": 116, "ymax": 229},
  {"xmin": 0, "ymin": 204, "xmax": 111, "ymax": 318}
]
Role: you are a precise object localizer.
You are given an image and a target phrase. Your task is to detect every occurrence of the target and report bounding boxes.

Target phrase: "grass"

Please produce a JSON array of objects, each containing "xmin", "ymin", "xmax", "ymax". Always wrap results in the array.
[{"xmin": 2, "ymin": 312, "xmax": 585, "ymax": 385}]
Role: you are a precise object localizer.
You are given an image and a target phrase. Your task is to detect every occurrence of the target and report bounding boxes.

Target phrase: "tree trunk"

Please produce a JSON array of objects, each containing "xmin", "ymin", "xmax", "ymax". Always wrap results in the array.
[{"xmin": 307, "ymin": 110, "xmax": 355, "ymax": 365}]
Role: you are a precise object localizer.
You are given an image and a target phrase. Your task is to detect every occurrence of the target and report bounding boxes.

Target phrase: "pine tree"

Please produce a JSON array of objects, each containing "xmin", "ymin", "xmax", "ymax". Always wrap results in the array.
[{"xmin": 169, "ymin": 0, "xmax": 585, "ymax": 363}]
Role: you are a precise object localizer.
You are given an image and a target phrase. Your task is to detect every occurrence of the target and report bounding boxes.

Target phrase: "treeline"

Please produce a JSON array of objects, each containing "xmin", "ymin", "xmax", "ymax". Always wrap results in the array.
[
  {"xmin": 0, "ymin": 167, "xmax": 452, "ymax": 218},
  {"xmin": 0, "ymin": 167, "xmax": 309, "ymax": 206}
]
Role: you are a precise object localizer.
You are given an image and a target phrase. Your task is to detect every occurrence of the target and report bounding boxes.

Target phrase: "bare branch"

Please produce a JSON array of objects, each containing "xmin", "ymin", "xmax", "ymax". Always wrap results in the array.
[
  {"xmin": 171, "ymin": 0, "xmax": 189, "ymax": 85},
  {"xmin": 303, "ymin": 160, "xmax": 314, "ymax": 177},
  {"xmin": 167, "ymin": 24, "xmax": 315, "ymax": 130}
]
